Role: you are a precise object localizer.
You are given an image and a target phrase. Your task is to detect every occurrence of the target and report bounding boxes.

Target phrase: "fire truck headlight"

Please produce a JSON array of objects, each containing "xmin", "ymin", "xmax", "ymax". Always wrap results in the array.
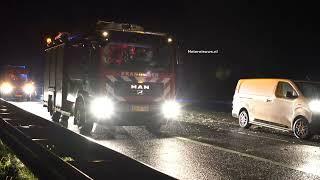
[
  {"xmin": 162, "ymin": 100, "xmax": 181, "ymax": 119},
  {"xmin": 309, "ymin": 100, "xmax": 320, "ymax": 113},
  {"xmin": 23, "ymin": 83, "xmax": 35, "ymax": 94},
  {"xmin": 90, "ymin": 97, "xmax": 114, "ymax": 119},
  {"xmin": 102, "ymin": 31, "xmax": 109, "ymax": 37},
  {"xmin": 0, "ymin": 82, "xmax": 13, "ymax": 94}
]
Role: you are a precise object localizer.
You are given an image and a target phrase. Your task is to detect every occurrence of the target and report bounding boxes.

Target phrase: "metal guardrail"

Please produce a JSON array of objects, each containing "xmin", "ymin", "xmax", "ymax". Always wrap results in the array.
[{"xmin": 0, "ymin": 117, "xmax": 92, "ymax": 180}]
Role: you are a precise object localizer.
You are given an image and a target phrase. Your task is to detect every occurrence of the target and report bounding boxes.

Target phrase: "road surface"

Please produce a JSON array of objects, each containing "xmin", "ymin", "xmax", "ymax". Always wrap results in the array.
[{"xmin": 6, "ymin": 100, "xmax": 320, "ymax": 180}]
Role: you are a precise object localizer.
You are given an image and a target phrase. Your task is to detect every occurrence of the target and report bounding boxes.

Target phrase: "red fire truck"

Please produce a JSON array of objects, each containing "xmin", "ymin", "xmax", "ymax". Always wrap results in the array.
[
  {"xmin": 0, "ymin": 65, "xmax": 36, "ymax": 101},
  {"xmin": 43, "ymin": 21, "xmax": 181, "ymax": 134}
]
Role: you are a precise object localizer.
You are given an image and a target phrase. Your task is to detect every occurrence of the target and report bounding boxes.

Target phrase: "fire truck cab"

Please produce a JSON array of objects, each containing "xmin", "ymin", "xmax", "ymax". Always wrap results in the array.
[
  {"xmin": 43, "ymin": 21, "xmax": 181, "ymax": 134},
  {"xmin": 0, "ymin": 65, "xmax": 36, "ymax": 101}
]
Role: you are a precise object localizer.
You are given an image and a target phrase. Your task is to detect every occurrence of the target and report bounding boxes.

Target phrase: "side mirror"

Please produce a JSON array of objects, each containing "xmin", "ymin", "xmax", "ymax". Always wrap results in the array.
[{"xmin": 286, "ymin": 91, "xmax": 297, "ymax": 99}]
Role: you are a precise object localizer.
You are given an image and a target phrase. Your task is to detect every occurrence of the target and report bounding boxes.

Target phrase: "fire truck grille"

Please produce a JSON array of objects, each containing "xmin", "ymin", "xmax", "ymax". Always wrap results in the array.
[{"xmin": 114, "ymin": 82, "xmax": 164, "ymax": 97}]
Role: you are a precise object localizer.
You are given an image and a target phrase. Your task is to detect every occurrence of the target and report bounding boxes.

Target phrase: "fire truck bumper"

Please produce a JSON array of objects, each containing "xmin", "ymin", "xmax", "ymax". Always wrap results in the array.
[
  {"xmin": 0, "ymin": 91, "xmax": 30, "ymax": 101},
  {"xmin": 96, "ymin": 111, "xmax": 164, "ymax": 126},
  {"xmin": 88, "ymin": 99, "xmax": 181, "ymax": 126}
]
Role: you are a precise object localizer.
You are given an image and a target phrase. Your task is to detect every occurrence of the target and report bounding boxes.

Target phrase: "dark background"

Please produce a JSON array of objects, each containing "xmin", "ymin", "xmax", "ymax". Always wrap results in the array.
[{"xmin": 1, "ymin": 1, "xmax": 319, "ymax": 101}]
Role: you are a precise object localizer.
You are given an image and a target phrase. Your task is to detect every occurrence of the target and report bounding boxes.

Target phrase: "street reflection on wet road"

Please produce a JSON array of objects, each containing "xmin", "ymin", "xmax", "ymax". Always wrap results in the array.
[{"xmin": 8, "ymin": 101, "xmax": 320, "ymax": 180}]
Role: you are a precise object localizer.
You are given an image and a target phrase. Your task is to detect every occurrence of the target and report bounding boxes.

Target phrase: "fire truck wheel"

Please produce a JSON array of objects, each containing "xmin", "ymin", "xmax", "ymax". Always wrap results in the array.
[
  {"xmin": 60, "ymin": 116, "xmax": 68, "ymax": 128},
  {"xmin": 146, "ymin": 122, "xmax": 162, "ymax": 135},
  {"xmin": 25, "ymin": 95, "xmax": 32, "ymax": 102},
  {"xmin": 60, "ymin": 115, "xmax": 69, "ymax": 127},
  {"xmin": 75, "ymin": 100, "xmax": 93, "ymax": 135},
  {"xmin": 61, "ymin": 115, "xmax": 69, "ymax": 122},
  {"xmin": 48, "ymin": 97, "xmax": 54, "ymax": 115},
  {"xmin": 52, "ymin": 112, "xmax": 61, "ymax": 122}
]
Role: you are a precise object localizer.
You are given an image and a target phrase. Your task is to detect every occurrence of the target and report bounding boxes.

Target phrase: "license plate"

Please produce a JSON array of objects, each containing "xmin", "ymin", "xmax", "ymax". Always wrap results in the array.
[{"xmin": 131, "ymin": 105, "xmax": 149, "ymax": 112}]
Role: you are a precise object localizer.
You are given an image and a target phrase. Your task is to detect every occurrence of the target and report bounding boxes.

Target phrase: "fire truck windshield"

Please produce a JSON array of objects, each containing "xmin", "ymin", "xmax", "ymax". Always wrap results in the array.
[
  {"xmin": 8, "ymin": 73, "xmax": 28, "ymax": 82},
  {"xmin": 101, "ymin": 35, "xmax": 173, "ymax": 72}
]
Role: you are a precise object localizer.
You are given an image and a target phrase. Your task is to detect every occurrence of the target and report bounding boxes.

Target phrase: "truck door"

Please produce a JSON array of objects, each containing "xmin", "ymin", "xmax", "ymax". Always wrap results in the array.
[
  {"xmin": 44, "ymin": 49, "xmax": 57, "ymax": 106},
  {"xmin": 55, "ymin": 45, "xmax": 65, "ymax": 108}
]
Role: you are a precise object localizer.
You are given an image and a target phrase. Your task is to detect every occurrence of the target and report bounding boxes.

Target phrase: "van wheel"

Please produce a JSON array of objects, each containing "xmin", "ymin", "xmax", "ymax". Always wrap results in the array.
[
  {"xmin": 75, "ymin": 100, "xmax": 93, "ymax": 135},
  {"xmin": 239, "ymin": 110, "xmax": 251, "ymax": 128},
  {"xmin": 293, "ymin": 118, "xmax": 312, "ymax": 139}
]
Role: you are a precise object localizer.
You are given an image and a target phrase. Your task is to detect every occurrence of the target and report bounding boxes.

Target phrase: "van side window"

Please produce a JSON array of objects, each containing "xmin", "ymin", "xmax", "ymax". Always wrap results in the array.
[{"xmin": 275, "ymin": 82, "xmax": 297, "ymax": 98}]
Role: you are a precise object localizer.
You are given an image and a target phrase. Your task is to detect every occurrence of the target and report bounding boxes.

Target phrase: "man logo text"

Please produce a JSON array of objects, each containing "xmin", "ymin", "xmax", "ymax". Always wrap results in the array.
[{"xmin": 131, "ymin": 85, "xmax": 150, "ymax": 90}]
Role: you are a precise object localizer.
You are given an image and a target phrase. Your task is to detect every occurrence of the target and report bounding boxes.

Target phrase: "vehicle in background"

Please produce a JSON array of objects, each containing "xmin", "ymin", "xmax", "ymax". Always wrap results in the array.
[
  {"xmin": 43, "ymin": 21, "xmax": 181, "ymax": 134},
  {"xmin": 232, "ymin": 78, "xmax": 320, "ymax": 139},
  {"xmin": 0, "ymin": 65, "xmax": 36, "ymax": 101}
]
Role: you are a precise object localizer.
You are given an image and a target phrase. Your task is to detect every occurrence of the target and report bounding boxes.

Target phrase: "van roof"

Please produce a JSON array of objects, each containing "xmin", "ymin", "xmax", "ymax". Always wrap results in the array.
[
  {"xmin": 238, "ymin": 79, "xmax": 320, "ymax": 84},
  {"xmin": 239, "ymin": 78, "xmax": 292, "ymax": 82}
]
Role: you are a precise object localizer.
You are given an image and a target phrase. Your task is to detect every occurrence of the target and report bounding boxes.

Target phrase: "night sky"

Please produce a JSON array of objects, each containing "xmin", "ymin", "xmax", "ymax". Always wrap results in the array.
[{"xmin": 1, "ymin": 1, "xmax": 319, "ymax": 100}]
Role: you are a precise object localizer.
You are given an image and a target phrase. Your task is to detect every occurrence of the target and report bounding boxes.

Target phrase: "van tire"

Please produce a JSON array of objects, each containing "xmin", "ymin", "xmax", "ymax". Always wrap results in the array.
[
  {"xmin": 239, "ymin": 110, "xmax": 251, "ymax": 128},
  {"xmin": 293, "ymin": 118, "xmax": 312, "ymax": 139}
]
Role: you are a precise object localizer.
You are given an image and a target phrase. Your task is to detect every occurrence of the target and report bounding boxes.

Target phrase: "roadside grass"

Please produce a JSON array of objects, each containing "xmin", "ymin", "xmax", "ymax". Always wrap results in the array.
[{"xmin": 0, "ymin": 140, "xmax": 37, "ymax": 180}]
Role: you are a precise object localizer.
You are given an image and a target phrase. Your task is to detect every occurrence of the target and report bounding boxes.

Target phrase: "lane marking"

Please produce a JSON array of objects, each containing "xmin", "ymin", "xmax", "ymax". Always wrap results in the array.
[
  {"xmin": 176, "ymin": 137, "xmax": 320, "ymax": 177},
  {"xmin": 32, "ymin": 138, "xmax": 48, "ymax": 141}
]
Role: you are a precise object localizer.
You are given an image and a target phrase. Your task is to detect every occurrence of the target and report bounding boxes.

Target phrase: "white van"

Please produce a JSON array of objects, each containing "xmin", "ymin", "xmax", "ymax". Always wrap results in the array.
[{"xmin": 232, "ymin": 78, "xmax": 320, "ymax": 139}]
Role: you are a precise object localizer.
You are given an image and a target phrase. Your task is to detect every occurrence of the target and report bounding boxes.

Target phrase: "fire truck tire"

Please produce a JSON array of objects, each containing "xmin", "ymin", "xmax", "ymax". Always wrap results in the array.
[
  {"xmin": 25, "ymin": 95, "xmax": 32, "ymax": 101},
  {"xmin": 48, "ymin": 96, "xmax": 54, "ymax": 115},
  {"xmin": 52, "ymin": 112, "xmax": 61, "ymax": 122},
  {"xmin": 81, "ymin": 123, "xmax": 94, "ymax": 135},
  {"xmin": 75, "ymin": 100, "xmax": 93, "ymax": 135},
  {"xmin": 60, "ymin": 115, "xmax": 69, "ymax": 128},
  {"xmin": 61, "ymin": 115, "xmax": 69, "ymax": 122},
  {"xmin": 146, "ymin": 122, "xmax": 161, "ymax": 135}
]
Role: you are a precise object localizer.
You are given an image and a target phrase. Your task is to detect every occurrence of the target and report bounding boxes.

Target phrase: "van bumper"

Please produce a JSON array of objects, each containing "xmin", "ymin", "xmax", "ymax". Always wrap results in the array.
[
  {"xmin": 232, "ymin": 106, "xmax": 239, "ymax": 118},
  {"xmin": 232, "ymin": 111, "xmax": 238, "ymax": 118}
]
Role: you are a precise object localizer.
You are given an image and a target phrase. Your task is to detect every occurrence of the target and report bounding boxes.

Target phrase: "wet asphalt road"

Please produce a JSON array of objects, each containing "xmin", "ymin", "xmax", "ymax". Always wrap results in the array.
[{"xmin": 7, "ymin": 101, "xmax": 320, "ymax": 180}]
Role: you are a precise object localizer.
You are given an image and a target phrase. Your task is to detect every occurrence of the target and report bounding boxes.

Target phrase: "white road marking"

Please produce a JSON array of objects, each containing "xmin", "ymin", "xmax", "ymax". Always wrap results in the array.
[{"xmin": 176, "ymin": 137, "xmax": 320, "ymax": 177}]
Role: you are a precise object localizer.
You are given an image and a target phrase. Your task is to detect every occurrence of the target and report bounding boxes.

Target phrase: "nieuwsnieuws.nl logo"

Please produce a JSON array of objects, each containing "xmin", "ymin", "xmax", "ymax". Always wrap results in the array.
[{"xmin": 187, "ymin": 50, "xmax": 219, "ymax": 54}]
